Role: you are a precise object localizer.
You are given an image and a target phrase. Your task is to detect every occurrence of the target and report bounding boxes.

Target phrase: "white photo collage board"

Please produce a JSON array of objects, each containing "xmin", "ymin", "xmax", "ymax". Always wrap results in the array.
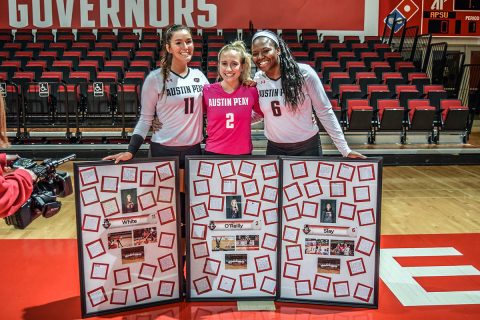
[
  {"xmin": 187, "ymin": 158, "xmax": 280, "ymax": 299},
  {"xmin": 75, "ymin": 160, "xmax": 180, "ymax": 317},
  {"xmin": 279, "ymin": 159, "xmax": 380, "ymax": 306}
]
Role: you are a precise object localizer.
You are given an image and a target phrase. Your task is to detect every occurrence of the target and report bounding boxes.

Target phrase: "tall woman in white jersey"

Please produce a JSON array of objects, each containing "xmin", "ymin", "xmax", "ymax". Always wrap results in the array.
[
  {"xmin": 104, "ymin": 25, "xmax": 208, "ymax": 167},
  {"xmin": 251, "ymin": 30, "xmax": 364, "ymax": 158}
]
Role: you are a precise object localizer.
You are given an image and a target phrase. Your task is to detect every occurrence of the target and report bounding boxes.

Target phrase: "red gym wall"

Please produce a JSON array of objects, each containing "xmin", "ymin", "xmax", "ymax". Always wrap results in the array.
[{"xmin": 0, "ymin": 0, "xmax": 365, "ymax": 30}]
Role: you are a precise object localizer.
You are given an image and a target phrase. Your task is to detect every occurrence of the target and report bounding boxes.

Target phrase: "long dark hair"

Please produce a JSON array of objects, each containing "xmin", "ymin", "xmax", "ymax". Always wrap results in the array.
[
  {"xmin": 276, "ymin": 36, "xmax": 305, "ymax": 111},
  {"xmin": 160, "ymin": 24, "xmax": 191, "ymax": 96}
]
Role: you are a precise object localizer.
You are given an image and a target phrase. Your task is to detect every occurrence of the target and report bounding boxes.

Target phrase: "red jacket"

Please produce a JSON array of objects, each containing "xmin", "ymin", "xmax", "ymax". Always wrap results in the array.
[{"xmin": 0, "ymin": 153, "xmax": 33, "ymax": 218}]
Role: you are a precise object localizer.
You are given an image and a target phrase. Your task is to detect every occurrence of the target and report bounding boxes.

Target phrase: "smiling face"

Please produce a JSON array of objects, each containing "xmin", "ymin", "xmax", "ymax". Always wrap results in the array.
[
  {"xmin": 251, "ymin": 37, "xmax": 280, "ymax": 77},
  {"xmin": 166, "ymin": 29, "xmax": 194, "ymax": 65},
  {"xmin": 218, "ymin": 49, "xmax": 243, "ymax": 85}
]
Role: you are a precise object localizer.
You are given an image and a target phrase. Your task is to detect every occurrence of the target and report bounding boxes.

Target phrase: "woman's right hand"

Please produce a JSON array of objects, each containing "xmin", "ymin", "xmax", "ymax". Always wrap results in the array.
[{"xmin": 102, "ymin": 152, "xmax": 133, "ymax": 164}]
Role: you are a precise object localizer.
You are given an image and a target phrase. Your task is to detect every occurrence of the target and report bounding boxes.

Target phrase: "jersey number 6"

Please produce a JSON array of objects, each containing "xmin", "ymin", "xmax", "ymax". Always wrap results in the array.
[{"xmin": 271, "ymin": 101, "xmax": 281, "ymax": 116}]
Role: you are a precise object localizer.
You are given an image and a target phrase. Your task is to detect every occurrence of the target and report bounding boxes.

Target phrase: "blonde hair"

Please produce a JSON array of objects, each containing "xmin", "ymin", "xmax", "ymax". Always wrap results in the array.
[
  {"xmin": 217, "ymin": 41, "xmax": 252, "ymax": 83},
  {"xmin": 0, "ymin": 96, "xmax": 9, "ymax": 148}
]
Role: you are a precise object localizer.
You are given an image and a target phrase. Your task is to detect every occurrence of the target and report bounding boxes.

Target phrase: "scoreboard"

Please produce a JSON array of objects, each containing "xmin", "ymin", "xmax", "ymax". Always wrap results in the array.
[{"xmin": 423, "ymin": 0, "xmax": 480, "ymax": 36}]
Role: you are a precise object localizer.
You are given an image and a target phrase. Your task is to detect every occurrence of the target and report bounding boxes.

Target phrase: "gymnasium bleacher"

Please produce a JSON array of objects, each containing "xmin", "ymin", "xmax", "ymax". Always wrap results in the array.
[{"xmin": 0, "ymin": 15, "xmax": 478, "ymax": 164}]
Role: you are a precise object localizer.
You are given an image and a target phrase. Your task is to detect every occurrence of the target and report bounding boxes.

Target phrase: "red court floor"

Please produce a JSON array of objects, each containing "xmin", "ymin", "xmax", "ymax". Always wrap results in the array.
[{"xmin": 1, "ymin": 233, "xmax": 479, "ymax": 320}]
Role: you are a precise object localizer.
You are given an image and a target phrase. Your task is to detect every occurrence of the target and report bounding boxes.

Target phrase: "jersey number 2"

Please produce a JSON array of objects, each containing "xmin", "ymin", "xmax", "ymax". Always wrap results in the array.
[
  {"xmin": 271, "ymin": 101, "xmax": 281, "ymax": 116},
  {"xmin": 226, "ymin": 113, "xmax": 234, "ymax": 128},
  {"xmin": 184, "ymin": 97, "xmax": 194, "ymax": 114}
]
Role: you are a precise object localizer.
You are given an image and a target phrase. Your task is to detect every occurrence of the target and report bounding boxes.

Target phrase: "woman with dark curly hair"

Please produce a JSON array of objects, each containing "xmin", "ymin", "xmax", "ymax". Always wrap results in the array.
[{"xmin": 251, "ymin": 30, "xmax": 365, "ymax": 158}]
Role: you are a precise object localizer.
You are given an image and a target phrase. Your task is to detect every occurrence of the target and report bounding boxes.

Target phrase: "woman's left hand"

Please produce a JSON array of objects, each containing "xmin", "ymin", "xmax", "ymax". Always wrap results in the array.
[{"xmin": 347, "ymin": 150, "xmax": 366, "ymax": 159}]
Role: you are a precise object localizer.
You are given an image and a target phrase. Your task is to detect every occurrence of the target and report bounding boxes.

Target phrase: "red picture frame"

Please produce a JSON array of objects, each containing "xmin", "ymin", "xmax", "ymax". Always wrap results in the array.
[
  {"xmin": 208, "ymin": 195, "xmax": 224, "ymax": 212},
  {"xmin": 82, "ymin": 214, "xmax": 101, "ymax": 232},
  {"xmin": 80, "ymin": 186, "xmax": 100, "ymax": 207},
  {"xmin": 353, "ymin": 185, "xmax": 371, "ymax": 202},
  {"xmin": 329, "ymin": 181, "xmax": 347, "ymax": 197},
  {"xmin": 133, "ymin": 283, "xmax": 151, "ymax": 302},
  {"xmin": 358, "ymin": 208, "xmax": 376, "ymax": 226},
  {"xmin": 217, "ymin": 160, "xmax": 236, "ymax": 179},
  {"xmin": 283, "ymin": 203, "xmax": 301, "ymax": 222},
  {"xmin": 338, "ymin": 202, "xmax": 357, "ymax": 220},
  {"xmin": 85, "ymin": 238, "xmax": 106, "ymax": 259},
  {"xmin": 303, "ymin": 179, "xmax": 323, "ymax": 198},
  {"xmin": 261, "ymin": 233, "xmax": 277, "ymax": 251},
  {"xmin": 316, "ymin": 162, "xmax": 334, "ymax": 180},
  {"xmin": 140, "ymin": 170, "xmax": 156, "ymax": 187},
  {"xmin": 79, "ymin": 167, "xmax": 99, "ymax": 186},
  {"xmin": 282, "ymin": 225, "xmax": 300, "ymax": 243},
  {"xmin": 240, "ymin": 273, "xmax": 257, "ymax": 290},
  {"xmin": 100, "ymin": 197, "xmax": 120, "ymax": 217},
  {"xmin": 333, "ymin": 281, "xmax": 350, "ymax": 297},
  {"xmin": 221, "ymin": 179, "xmax": 237, "ymax": 195},
  {"xmin": 138, "ymin": 191, "xmax": 157, "ymax": 211},
  {"xmin": 157, "ymin": 186, "xmax": 174, "ymax": 203},
  {"xmin": 157, "ymin": 206, "xmax": 176, "ymax": 225},
  {"xmin": 283, "ymin": 262, "xmax": 301, "ymax": 280},
  {"xmin": 263, "ymin": 208, "xmax": 278, "ymax": 225},
  {"xmin": 301, "ymin": 201, "xmax": 319, "ymax": 218},
  {"xmin": 286, "ymin": 244, "xmax": 304, "ymax": 261},
  {"xmin": 203, "ymin": 258, "xmax": 221, "ymax": 276},
  {"xmin": 290, "ymin": 161, "xmax": 308, "ymax": 179},
  {"xmin": 355, "ymin": 236, "xmax": 375, "ymax": 256},
  {"xmin": 110, "ymin": 288, "xmax": 128, "ymax": 305},
  {"xmin": 138, "ymin": 263, "xmax": 158, "ymax": 281},
  {"xmin": 87, "ymin": 286, "xmax": 108, "ymax": 307},
  {"xmin": 193, "ymin": 179, "xmax": 210, "ymax": 196},
  {"xmin": 336, "ymin": 163, "xmax": 356, "ymax": 181},
  {"xmin": 347, "ymin": 257, "xmax": 367, "ymax": 276},
  {"xmin": 158, "ymin": 232, "xmax": 176, "ymax": 249},
  {"xmin": 261, "ymin": 185, "xmax": 278, "ymax": 203},
  {"xmin": 192, "ymin": 241, "xmax": 210, "ymax": 259},
  {"xmin": 157, "ymin": 253, "xmax": 176, "ymax": 272},
  {"xmin": 295, "ymin": 280, "xmax": 312, "ymax": 296},
  {"xmin": 190, "ymin": 202, "xmax": 209, "ymax": 221},
  {"xmin": 191, "ymin": 223, "xmax": 208, "ymax": 240},
  {"xmin": 261, "ymin": 162, "xmax": 279, "ymax": 180},
  {"xmin": 260, "ymin": 276, "xmax": 276, "ymax": 295},
  {"xmin": 357, "ymin": 164, "xmax": 376, "ymax": 182},
  {"xmin": 90, "ymin": 262, "xmax": 109, "ymax": 280},
  {"xmin": 313, "ymin": 274, "xmax": 331, "ymax": 292},
  {"xmin": 244, "ymin": 199, "xmax": 261, "ymax": 217},
  {"xmin": 155, "ymin": 162, "xmax": 174, "ymax": 182},
  {"xmin": 197, "ymin": 161, "xmax": 215, "ymax": 178},
  {"xmin": 158, "ymin": 280, "xmax": 176, "ymax": 297},
  {"xmin": 100, "ymin": 175, "xmax": 118, "ymax": 193},
  {"xmin": 121, "ymin": 166, "xmax": 138, "ymax": 183},
  {"xmin": 283, "ymin": 182, "xmax": 303, "ymax": 201},
  {"xmin": 353, "ymin": 283, "xmax": 373, "ymax": 302},
  {"xmin": 238, "ymin": 160, "xmax": 256, "ymax": 179},
  {"xmin": 193, "ymin": 276, "xmax": 212, "ymax": 295},
  {"xmin": 114, "ymin": 267, "xmax": 131, "ymax": 285},
  {"xmin": 218, "ymin": 275, "xmax": 236, "ymax": 294},
  {"xmin": 241, "ymin": 179, "xmax": 260, "ymax": 197},
  {"xmin": 254, "ymin": 255, "xmax": 272, "ymax": 273}
]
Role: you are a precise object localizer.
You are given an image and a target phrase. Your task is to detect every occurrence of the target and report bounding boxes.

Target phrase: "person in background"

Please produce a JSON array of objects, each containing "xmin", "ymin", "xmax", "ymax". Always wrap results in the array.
[
  {"xmin": 0, "ymin": 96, "xmax": 36, "ymax": 218},
  {"xmin": 251, "ymin": 30, "xmax": 365, "ymax": 158}
]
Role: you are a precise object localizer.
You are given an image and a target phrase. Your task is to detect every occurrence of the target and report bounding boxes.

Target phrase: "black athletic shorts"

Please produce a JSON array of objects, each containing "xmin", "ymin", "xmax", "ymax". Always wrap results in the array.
[{"xmin": 266, "ymin": 134, "xmax": 322, "ymax": 156}]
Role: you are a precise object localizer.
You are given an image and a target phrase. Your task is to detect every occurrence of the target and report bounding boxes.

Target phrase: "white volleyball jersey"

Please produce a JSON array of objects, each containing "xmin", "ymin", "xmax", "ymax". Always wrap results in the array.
[
  {"xmin": 254, "ymin": 63, "xmax": 351, "ymax": 157},
  {"xmin": 133, "ymin": 68, "xmax": 208, "ymax": 146}
]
